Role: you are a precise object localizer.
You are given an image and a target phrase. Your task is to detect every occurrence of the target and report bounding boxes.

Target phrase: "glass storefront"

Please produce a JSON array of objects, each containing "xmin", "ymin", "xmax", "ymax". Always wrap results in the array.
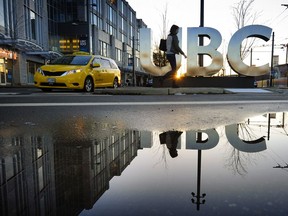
[
  {"xmin": 0, "ymin": 58, "xmax": 6, "ymax": 84},
  {"xmin": 0, "ymin": 48, "xmax": 17, "ymax": 85},
  {"xmin": 27, "ymin": 61, "xmax": 42, "ymax": 84}
]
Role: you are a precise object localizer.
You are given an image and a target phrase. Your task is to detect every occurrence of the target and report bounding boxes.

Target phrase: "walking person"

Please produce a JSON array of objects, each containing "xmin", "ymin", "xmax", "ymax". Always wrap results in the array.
[
  {"xmin": 159, "ymin": 131, "xmax": 183, "ymax": 158},
  {"xmin": 162, "ymin": 24, "xmax": 187, "ymax": 88}
]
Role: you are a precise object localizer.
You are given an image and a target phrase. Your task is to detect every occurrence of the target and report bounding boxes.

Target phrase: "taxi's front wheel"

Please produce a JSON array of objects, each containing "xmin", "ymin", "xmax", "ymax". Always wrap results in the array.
[
  {"xmin": 113, "ymin": 78, "xmax": 119, "ymax": 88},
  {"xmin": 84, "ymin": 77, "xmax": 94, "ymax": 92}
]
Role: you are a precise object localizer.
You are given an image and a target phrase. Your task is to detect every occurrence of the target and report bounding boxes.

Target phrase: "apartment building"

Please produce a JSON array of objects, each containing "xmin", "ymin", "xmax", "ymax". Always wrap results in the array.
[{"xmin": 0, "ymin": 0, "xmax": 148, "ymax": 86}]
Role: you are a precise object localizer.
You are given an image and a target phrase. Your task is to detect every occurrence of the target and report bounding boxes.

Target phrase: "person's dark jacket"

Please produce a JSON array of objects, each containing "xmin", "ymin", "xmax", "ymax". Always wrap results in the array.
[{"xmin": 166, "ymin": 34, "xmax": 185, "ymax": 55}]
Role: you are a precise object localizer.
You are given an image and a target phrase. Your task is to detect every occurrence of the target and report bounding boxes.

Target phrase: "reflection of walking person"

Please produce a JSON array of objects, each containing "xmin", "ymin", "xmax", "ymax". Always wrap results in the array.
[
  {"xmin": 159, "ymin": 131, "xmax": 183, "ymax": 158},
  {"xmin": 162, "ymin": 25, "xmax": 187, "ymax": 88}
]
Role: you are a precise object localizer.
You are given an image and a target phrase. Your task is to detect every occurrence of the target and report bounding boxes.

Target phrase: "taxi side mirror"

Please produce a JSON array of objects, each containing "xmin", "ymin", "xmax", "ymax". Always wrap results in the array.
[{"xmin": 92, "ymin": 62, "xmax": 100, "ymax": 68}]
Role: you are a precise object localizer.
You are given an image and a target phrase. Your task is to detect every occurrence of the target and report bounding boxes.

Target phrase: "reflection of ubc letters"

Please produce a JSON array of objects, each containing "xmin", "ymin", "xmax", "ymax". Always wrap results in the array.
[
  {"xmin": 186, "ymin": 125, "xmax": 267, "ymax": 153},
  {"xmin": 140, "ymin": 25, "xmax": 272, "ymax": 77}
]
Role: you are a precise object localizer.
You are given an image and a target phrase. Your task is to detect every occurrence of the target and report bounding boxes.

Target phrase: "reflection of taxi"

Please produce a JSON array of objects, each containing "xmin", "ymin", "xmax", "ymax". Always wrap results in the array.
[{"xmin": 34, "ymin": 52, "xmax": 121, "ymax": 92}]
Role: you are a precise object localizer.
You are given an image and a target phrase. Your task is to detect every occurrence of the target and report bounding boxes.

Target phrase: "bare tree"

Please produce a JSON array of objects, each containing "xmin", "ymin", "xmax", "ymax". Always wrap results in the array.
[
  {"xmin": 225, "ymin": 123, "xmax": 263, "ymax": 176},
  {"xmin": 160, "ymin": 3, "xmax": 169, "ymax": 40},
  {"xmin": 232, "ymin": 0, "xmax": 261, "ymax": 60},
  {"xmin": 153, "ymin": 3, "xmax": 169, "ymax": 67}
]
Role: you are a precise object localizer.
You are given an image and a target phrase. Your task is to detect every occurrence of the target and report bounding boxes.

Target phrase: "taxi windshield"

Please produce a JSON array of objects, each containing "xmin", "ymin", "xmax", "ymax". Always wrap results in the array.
[{"xmin": 50, "ymin": 55, "xmax": 92, "ymax": 65}]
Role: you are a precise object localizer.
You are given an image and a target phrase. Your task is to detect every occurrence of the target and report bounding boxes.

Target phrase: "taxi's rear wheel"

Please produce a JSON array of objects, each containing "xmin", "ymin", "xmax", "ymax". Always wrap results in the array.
[
  {"xmin": 113, "ymin": 78, "xmax": 118, "ymax": 88},
  {"xmin": 84, "ymin": 77, "xmax": 94, "ymax": 92}
]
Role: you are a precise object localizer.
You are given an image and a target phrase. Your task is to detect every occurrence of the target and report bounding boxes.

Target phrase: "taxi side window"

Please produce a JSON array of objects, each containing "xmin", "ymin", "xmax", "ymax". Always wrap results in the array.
[
  {"xmin": 110, "ymin": 60, "xmax": 118, "ymax": 69},
  {"xmin": 100, "ymin": 59, "xmax": 111, "ymax": 68},
  {"xmin": 93, "ymin": 58, "xmax": 101, "ymax": 65}
]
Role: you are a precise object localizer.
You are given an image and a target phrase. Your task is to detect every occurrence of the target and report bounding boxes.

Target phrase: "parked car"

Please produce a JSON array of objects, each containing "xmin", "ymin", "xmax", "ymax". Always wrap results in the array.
[{"xmin": 34, "ymin": 52, "xmax": 121, "ymax": 92}]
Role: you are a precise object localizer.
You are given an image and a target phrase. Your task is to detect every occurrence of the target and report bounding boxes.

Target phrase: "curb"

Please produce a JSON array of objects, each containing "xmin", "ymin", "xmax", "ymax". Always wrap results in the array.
[{"xmin": 93, "ymin": 87, "xmax": 228, "ymax": 95}]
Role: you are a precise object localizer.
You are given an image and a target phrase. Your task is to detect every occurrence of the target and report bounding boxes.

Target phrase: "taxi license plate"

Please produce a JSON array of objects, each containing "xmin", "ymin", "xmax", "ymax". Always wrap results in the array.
[{"xmin": 47, "ymin": 78, "xmax": 56, "ymax": 84}]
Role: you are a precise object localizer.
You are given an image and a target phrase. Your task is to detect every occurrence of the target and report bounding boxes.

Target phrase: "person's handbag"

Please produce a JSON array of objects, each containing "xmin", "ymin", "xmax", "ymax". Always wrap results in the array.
[{"xmin": 159, "ymin": 39, "xmax": 167, "ymax": 51}]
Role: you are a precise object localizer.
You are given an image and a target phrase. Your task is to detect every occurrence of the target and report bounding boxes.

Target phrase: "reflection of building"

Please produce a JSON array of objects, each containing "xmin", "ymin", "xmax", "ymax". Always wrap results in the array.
[
  {"xmin": 0, "ymin": 130, "xmax": 55, "ymax": 215},
  {"xmin": 53, "ymin": 130, "xmax": 140, "ymax": 213},
  {"xmin": 0, "ymin": 129, "xmax": 140, "ymax": 215},
  {"xmin": 0, "ymin": 0, "xmax": 149, "ymax": 86},
  {"xmin": 247, "ymin": 112, "xmax": 286, "ymax": 127}
]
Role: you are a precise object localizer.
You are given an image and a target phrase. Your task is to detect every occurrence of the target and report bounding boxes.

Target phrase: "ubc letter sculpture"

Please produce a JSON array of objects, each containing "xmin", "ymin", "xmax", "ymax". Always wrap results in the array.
[
  {"xmin": 140, "ymin": 25, "xmax": 272, "ymax": 77},
  {"xmin": 139, "ymin": 28, "xmax": 183, "ymax": 76}
]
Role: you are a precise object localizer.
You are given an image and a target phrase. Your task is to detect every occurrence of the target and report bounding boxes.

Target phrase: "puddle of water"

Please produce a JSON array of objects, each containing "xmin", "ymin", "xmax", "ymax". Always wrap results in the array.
[{"xmin": 0, "ymin": 111, "xmax": 288, "ymax": 215}]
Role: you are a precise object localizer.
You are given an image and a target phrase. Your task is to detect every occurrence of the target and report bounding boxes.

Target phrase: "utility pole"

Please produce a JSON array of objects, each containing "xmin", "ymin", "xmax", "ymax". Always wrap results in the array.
[
  {"xmin": 132, "ymin": 36, "xmax": 136, "ymax": 86},
  {"xmin": 270, "ymin": 32, "xmax": 275, "ymax": 87},
  {"xmin": 250, "ymin": 48, "xmax": 253, "ymax": 66},
  {"xmin": 199, "ymin": 0, "xmax": 204, "ymax": 67},
  {"xmin": 284, "ymin": 43, "xmax": 288, "ymax": 64},
  {"xmin": 191, "ymin": 132, "xmax": 206, "ymax": 211}
]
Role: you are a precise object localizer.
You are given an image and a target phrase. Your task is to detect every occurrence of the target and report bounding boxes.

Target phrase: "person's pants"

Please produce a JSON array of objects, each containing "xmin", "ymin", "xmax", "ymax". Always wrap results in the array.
[{"xmin": 163, "ymin": 54, "xmax": 176, "ymax": 79}]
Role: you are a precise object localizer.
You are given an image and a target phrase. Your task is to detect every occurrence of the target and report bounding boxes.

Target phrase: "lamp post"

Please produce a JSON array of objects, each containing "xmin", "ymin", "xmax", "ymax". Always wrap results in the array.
[
  {"xmin": 283, "ymin": 43, "xmax": 288, "ymax": 64},
  {"xmin": 132, "ymin": 36, "xmax": 136, "ymax": 86},
  {"xmin": 199, "ymin": 0, "xmax": 204, "ymax": 67},
  {"xmin": 250, "ymin": 48, "xmax": 253, "ymax": 66},
  {"xmin": 131, "ymin": 36, "xmax": 140, "ymax": 86},
  {"xmin": 191, "ymin": 132, "xmax": 206, "ymax": 211},
  {"xmin": 270, "ymin": 32, "xmax": 275, "ymax": 87},
  {"xmin": 281, "ymin": 4, "xmax": 288, "ymax": 61}
]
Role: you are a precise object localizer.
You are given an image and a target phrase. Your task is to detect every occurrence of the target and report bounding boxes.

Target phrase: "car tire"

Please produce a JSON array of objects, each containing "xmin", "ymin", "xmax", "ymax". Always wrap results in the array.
[
  {"xmin": 113, "ymin": 78, "xmax": 118, "ymax": 88},
  {"xmin": 84, "ymin": 77, "xmax": 94, "ymax": 92}
]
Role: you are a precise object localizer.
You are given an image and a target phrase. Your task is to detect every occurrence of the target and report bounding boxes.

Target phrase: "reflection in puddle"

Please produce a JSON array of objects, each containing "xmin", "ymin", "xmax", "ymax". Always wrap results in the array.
[{"xmin": 0, "ymin": 112, "xmax": 288, "ymax": 215}]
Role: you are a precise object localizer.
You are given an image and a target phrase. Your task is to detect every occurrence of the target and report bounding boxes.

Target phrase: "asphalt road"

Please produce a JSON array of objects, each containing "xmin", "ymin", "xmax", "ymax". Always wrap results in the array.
[
  {"xmin": 1, "ymin": 87, "xmax": 288, "ymax": 132},
  {"xmin": 1, "ymin": 87, "xmax": 288, "ymax": 104}
]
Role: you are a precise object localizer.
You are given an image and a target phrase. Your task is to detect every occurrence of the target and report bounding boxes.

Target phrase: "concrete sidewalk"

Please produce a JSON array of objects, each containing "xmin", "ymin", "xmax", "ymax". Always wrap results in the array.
[
  {"xmin": 1, "ymin": 85, "xmax": 287, "ymax": 95},
  {"xmin": 93, "ymin": 87, "xmax": 276, "ymax": 95}
]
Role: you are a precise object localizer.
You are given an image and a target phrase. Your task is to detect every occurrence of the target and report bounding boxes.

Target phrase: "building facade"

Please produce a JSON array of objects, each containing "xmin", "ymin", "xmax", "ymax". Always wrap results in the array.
[{"xmin": 0, "ymin": 0, "xmax": 148, "ymax": 86}]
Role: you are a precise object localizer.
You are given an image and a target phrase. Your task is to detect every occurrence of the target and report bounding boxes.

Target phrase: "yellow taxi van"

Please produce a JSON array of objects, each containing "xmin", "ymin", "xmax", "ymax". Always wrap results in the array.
[{"xmin": 34, "ymin": 52, "xmax": 121, "ymax": 92}]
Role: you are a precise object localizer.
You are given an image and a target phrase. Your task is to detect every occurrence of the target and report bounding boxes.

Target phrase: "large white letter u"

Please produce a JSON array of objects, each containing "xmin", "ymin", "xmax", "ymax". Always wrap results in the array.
[{"xmin": 139, "ymin": 28, "xmax": 183, "ymax": 76}]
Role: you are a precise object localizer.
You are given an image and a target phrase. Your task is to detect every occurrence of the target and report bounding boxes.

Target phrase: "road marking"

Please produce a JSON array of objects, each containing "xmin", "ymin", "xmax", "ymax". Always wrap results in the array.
[
  {"xmin": 225, "ymin": 88, "xmax": 272, "ymax": 93},
  {"xmin": 0, "ymin": 100, "xmax": 288, "ymax": 107},
  {"xmin": 0, "ymin": 93, "xmax": 18, "ymax": 95},
  {"xmin": 0, "ymin": 93, "xmax": 112, "ymax": 97}
]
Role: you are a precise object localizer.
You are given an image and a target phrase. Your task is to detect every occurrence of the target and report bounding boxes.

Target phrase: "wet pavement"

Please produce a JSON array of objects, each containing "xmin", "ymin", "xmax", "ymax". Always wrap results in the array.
[{"xmin": 0, "ymin": 87, "xmax": 288, "ymax": 215}]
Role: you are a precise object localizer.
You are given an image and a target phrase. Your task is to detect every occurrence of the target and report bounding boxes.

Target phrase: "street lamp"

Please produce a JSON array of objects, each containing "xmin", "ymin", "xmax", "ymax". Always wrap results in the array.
[
  {"xmin": 270, "ymin": 32, "xmax": 275, "ymax": 87},
  {"xmin": 199, "ymin": 0, "xmax": 204, "ymax": 67},
  {"xmin": 191, "ymin": 149, "xmax": 206, "ymax": 211},
  {"xmin": 132, "ymin": 36, "xmax": 136, "ymax": 86},
  {"xmin": 280, "ymin": 43, "xmax": 288, "ymax": 64},
  {"xmin": 131, "ymin": 36, "xmax": 140, "ymax": 86},
  {"xmin": 191, "ymin": 132, "xmax": 207, "ymax": 211}
]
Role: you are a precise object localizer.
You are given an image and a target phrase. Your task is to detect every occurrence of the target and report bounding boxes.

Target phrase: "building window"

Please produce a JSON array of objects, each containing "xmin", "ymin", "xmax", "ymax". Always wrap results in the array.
[
  {"xmin": 107, "ymin": 5, "xmax": 117, "ymax": 37},
  {"xmin": 129, "ymin": 25, "xmax": 133, "ymax": 45},
  {"xmin": 59, "ymin": 38, "xmax": 80, "ymax": 54},
  {"xmin": 99, "ymin": 41, "xmax": 109, "ymax": 57},
  {"xmin": 30, "ymin": 11, "xmax": 36, "ymax": 40},
  {"xmin": 0, "ymin": 0, "xmax": 4, "ymax": 28},
  {"xmin": 130, "ymin": 10, "xmax": 133, "ymax": 23},
  {"xmin": 116, "ymin": 48, "xmax": 122, "ymax": 62}
]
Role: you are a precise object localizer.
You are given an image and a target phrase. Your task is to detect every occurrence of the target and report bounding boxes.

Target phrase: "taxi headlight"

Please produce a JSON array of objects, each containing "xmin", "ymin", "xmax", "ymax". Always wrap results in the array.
[
  {"xmin": 61, "ymin": 69, "xmax": 82, "ymax": 76},
  {"xmin": 36, "ymin": 68, "xmax": 44, "ymax": 75}
]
